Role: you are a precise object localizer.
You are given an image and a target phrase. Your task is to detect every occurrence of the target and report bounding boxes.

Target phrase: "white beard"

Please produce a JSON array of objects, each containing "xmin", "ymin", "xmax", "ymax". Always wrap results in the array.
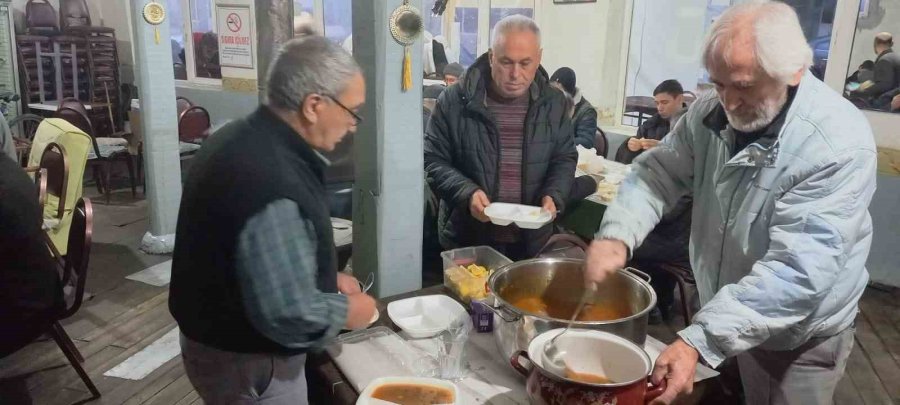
[{"xmin": 724, "ymin": 91, "xmax": 788, "ymax": 132}]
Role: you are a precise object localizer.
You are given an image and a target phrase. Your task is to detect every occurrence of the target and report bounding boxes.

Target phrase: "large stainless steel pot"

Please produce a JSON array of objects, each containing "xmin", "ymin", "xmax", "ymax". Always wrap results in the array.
[{"xmin": 486, "ymin": 258, "xmax": 656, "ymax": 362}]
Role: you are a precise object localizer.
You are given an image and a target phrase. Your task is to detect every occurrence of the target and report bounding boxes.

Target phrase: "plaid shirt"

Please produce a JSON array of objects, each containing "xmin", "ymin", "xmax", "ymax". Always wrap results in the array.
[{"xmin": 235, "ymin": 198, "xmax": 348, "ymax": 349}]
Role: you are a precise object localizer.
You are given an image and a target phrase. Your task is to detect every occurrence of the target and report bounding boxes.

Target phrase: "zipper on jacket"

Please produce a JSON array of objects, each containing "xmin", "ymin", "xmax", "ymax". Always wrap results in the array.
[{"xmin": 714, "ymin": 168, "xmax": 750, "ymax": 290}]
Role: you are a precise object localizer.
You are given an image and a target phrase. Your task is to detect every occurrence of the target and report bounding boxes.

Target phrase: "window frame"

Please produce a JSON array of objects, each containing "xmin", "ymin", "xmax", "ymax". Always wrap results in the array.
[{"xmin": 174, "ymin": 0, "xmax": 222, "ymax": 88}]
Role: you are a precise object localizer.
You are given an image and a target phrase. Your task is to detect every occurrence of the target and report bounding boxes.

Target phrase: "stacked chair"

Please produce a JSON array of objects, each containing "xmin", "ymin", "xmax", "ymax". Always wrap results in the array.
[
  {"xmin": 15, "ymin": 0, "xmax": 59, "ymax": 104},
  {"xmin": 60, "ymin": 0, "xmax": 122, "ymax": 134},
  {"xmin": 16, "ymin": 0, "xmax": 123, "ymax": 133}
]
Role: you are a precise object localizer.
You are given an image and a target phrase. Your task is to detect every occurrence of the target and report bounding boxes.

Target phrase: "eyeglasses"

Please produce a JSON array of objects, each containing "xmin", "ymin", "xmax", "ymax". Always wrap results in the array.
[{"xmin": 325, "ymin": 95, "xmax": 363, "ymax": 125}]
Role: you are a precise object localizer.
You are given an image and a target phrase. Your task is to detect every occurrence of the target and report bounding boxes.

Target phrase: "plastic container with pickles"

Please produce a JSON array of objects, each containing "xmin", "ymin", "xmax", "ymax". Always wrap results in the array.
[{"xmin": 441, "ymin": 246, "xmax": 512, "ymax": 303}]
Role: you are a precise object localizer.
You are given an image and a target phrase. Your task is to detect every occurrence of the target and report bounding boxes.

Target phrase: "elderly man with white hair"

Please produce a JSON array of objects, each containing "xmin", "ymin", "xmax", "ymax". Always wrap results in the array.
[
  {"xmin": 425, "ymin": 15, "xmax": 575, "ymax": 260},
  {"xmin": 585, "ymin": 2, "xmax": 876, "ymax": 404}
]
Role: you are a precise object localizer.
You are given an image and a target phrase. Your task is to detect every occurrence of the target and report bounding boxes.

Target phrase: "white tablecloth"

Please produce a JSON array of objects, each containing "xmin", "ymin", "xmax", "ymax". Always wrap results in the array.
[{"xmin": 329, "ymin": 327, "xmax": 718, "ymax": 404}]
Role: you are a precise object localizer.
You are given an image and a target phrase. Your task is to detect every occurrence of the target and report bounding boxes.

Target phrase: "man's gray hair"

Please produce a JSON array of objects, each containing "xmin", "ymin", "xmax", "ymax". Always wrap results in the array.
[
  {"xmin": 702, "ymin": 1, "xmax": 812, "ymax": 84},
  {"xmin": 265, "ymin": 35, "xmax": 361, "ymax": 111},
  {"xmin": 491, "ymin": 15, "xmax": 541, "ymax": 49}
]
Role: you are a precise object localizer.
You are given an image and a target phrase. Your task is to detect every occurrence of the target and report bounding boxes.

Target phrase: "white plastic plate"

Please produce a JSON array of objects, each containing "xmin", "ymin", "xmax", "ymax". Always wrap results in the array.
[
  {"xmin": 387, "ymin": 295, "xmax": 467, "ymax": 339},
  {"xmin": 483, "ymin": 202, "xmax": 552, "ymax": 229}
]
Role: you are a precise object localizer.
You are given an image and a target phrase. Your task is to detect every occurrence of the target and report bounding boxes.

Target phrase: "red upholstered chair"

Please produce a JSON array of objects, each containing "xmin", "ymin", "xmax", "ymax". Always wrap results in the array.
[
  {"xmin": 3, "ymin": 198, "xmax": 101, "ymax": 400},
  {"xmin": 177, "ymin": 105, "xmax": 211, "ymax": 160},
  {"xmin": 51, "ymin": 197, "xmax": 100, "ymax": 399}
]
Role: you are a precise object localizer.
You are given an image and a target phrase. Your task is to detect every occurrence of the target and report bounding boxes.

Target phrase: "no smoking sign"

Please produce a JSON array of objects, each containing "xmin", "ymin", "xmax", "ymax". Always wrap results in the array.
[
  {"xmin": 216, "ymin": 5, "xmax": 253, "ymax": 69},
  {"xmin": 226, "ymin": 12, "xmax": 241, "ymax": 32}
]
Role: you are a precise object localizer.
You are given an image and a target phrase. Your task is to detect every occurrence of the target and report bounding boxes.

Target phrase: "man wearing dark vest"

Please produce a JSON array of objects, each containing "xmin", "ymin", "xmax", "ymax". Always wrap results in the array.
[{"xmin": 169, "ymin": 35, "xmax": 375, "ymax": 404}]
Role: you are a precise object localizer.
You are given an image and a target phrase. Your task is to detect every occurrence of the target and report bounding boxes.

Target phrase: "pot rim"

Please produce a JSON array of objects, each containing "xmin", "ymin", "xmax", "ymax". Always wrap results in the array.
[
  {"xmin": 488, "ymin": 258, "xmax": 657, "ymax": 325},
  {"xmin": 526, "ymin": 329, "xmax": 653, "ymax": 388}
]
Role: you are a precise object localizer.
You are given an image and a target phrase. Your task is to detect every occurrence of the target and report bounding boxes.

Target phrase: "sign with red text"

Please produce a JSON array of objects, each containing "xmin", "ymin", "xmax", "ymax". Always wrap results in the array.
[{"xmin": 216, "ymin": 5, "xmax": 254, "ymax": 69}]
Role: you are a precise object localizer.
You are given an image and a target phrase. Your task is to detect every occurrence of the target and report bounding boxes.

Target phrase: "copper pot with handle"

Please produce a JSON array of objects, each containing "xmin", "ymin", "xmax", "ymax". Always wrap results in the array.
[
  {"xmin": 486, "ymin": 258, "xmax": 656, "ymax": 363},
  {"xmin": 510, "ymin": 329, "xmax": 666, "ymax": 405}
]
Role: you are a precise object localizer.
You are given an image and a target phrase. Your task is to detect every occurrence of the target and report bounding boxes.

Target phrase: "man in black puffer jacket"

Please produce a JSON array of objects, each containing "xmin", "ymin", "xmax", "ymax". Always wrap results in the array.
[{"xmin": 425, "ymin": 15, "xmax": 576, "ymax": 260}]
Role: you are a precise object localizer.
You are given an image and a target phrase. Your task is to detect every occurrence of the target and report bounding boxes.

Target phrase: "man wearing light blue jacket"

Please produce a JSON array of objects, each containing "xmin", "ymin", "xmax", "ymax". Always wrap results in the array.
[{"xmin": 585, "ymin": 3, "xmax": 876, "ymax": 405}]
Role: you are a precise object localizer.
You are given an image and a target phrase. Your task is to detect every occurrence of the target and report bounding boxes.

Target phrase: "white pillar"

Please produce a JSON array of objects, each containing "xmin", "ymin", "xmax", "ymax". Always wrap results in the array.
[
  {"xmin": 352, "ymin": 0, "xmax": 424, "ymax": 297},
  {"xmin": 131, "ymin": 0, "xmax": 182, "ymax": 253}
]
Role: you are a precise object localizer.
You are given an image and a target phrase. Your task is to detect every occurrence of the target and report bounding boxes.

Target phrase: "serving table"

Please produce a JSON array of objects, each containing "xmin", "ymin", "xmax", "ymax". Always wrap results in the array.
[{"xmin": 306, "ymin": 285, "xmax": 720, "ymax": 404}]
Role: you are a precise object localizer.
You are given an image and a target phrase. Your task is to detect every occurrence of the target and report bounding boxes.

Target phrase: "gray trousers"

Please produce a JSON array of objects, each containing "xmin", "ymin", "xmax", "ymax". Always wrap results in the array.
[
  {"xmin": 737, "ymin": 327, "xmax": 855, "ymax": 405},
  {"xmin": 180, "ymin": 333, "xmax": 309, "ymax": 405}
]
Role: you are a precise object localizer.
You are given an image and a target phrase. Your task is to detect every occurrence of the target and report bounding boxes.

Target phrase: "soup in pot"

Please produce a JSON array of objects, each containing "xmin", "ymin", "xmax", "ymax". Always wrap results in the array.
[
  {"xmin": 565, "ymin": 366, "xmax": 613, "ymax": 384},
  {"xmin": 510, "ymin": 297, "xmax": 628, "ymax": 321},
  {"xmin": 371, "ymin": 383, "xmax": 455, "ymax": 405}
]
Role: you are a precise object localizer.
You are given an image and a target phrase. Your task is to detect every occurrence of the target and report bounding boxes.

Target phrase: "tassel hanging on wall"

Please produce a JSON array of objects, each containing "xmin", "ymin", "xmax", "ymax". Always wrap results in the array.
[{"xmin": 390, "ymin": 0, "xmax": 423, "ymax": 92}]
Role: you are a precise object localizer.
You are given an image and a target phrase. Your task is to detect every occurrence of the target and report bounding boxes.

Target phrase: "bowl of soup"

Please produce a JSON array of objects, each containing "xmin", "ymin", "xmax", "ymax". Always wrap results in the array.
[{"xmin": 356, "ymin": 377, "xmax": 458, "ymax": 405}]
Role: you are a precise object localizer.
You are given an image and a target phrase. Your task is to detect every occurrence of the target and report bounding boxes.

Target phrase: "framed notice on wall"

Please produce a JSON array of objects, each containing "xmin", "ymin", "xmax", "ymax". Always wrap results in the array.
[{"xmin": 216, "ymin": 5, "xmax": 254, "ymax": 69}]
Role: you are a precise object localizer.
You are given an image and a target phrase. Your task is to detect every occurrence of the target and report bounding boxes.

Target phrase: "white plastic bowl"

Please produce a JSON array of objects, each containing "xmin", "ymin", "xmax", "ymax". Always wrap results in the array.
[
  {"xmin": 387, "ymin": 295, "xmax": 467, "ymax": 339},
  {"xmin": 355, "ymin": 376, "xmax": 459, "ymax": 405}
]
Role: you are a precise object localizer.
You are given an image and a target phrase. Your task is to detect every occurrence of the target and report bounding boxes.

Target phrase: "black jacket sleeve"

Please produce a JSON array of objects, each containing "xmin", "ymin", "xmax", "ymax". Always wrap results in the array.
[
  {"xmin": 573, "ymin": 107, "xmax": 597, "ymax": 149},
  {"xmin": 423, "ymin": 93, "xmax": 481, "ymax": 208},
  {"xmin": 861, "ymin": 57, "xmax": 898, "ymax": 97}
]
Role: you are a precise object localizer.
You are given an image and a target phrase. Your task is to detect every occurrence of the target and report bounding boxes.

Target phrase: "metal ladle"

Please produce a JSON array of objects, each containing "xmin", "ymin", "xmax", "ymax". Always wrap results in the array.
[{"xmin": 541, "ymin": 282, "xmax": 597, "ymax": 377}]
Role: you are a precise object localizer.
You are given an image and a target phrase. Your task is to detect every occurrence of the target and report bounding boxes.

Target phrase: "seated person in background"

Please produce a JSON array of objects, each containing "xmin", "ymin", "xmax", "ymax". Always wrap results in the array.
[
  {"xmin": 425, "ymin": 15, "xmax": 576, "ymax": 261},
  {"xmin": 0, "ymin": 154, "xmax": 64, "ymax": 357},
  {"xmin": 443, "ymin": 62, "xmax": 464, "ymax": 86},
  {"xmin": 550, "ymin": 67, "xmax": 597, "ymax": 149},
  {"xmin": 615, "ymin": 79, "xmax": 686, "ymax": 164},
  {"xmin": 852, "ymin": 32, "xmax": 900, "ymax": 101},
  {"xmin": 846, "ymin": 60, "xmax": 875, "ymax": 87},
  {"xmin": 423, "ymin": 84, "xmax": 445, "ymax": 129},
  {"xmin": 616, "ymin": 79, "xmax": 693, "ymax": 323}
]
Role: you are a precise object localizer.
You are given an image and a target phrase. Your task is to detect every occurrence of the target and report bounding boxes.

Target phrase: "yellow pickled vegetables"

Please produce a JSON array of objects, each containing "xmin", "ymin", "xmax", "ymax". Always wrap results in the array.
[
  {"xmin": 445, "ymin": 264, "xmax": 492, "ymax": 302},
  {"xmin": 466, "ymin": 264, "xmax": 488, "ymax": 277}
]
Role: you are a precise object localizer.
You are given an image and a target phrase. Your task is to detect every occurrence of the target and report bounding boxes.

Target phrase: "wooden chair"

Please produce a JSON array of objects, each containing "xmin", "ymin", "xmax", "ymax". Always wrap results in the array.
[
  {"xmin": 535, "ymin": 233, "xmax": 589, "ymax": 260},
  {"xmin": 48, "ymin": 197, "xmax": 101, "ymax": 400},
  {"xmin": 58, "ymin": 97, "xmax": 90, "ymax": 119},
  {"xmin": 24, "ymin": 142, "xmax": 69, "ymax": 221},
  {"xmin": 176, "ymin": 96, "xmax": 193, "ymax": 117},
  {"xmin": 59, "ymin": 0, "xmax": 114, "ymax": 34},
  {"xmin": 594, "ymin": 127, "xmax": 609, "ymax": 159},
  {"xmin": 177, "ymin": 105, "xmax": 210, "ymax": 160},
  {"xmin": 54, "ymin": 107, "xmax": 135, "ymax": 204},
  {"xmin": 656, "ymin": 263, "xmax": 697, "ymax": 326}
]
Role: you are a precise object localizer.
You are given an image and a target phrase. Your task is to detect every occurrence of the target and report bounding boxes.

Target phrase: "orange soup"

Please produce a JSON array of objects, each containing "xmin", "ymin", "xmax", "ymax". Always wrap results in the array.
[
  {"xmin": 371, "ymin": 383, "xmax": 455, "ymax": 405},
  {"xmin": 565, "ymin": 366, "xmax": 613, "ymax": 384},
  {"xmin": 510, "ymin": 297, "xmax": 627, "ymax": 321}
]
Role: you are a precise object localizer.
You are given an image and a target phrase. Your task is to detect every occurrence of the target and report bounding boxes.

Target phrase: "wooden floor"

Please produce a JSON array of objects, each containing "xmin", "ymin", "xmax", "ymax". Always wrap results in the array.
[{"xmin": 1, "ymin": 188, "xmax": 899, "ymax": 404}]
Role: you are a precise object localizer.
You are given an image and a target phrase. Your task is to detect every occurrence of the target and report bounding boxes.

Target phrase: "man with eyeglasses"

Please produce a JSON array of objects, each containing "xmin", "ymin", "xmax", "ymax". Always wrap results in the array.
[{"xmin": 169, "ymin": 34, "xmax": 375, "ymax": 404}]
